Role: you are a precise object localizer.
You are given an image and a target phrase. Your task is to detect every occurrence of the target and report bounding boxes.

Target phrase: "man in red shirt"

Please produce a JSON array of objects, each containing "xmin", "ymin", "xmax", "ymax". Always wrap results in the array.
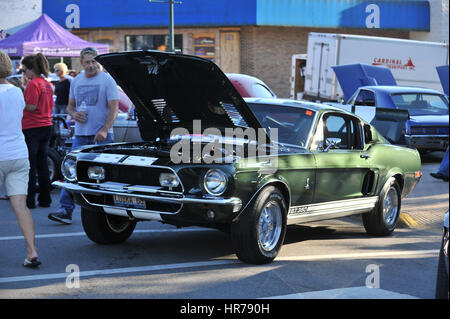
[{"xmin": 21, "ymin": 53, "xmax": 54, "ymax": 209}]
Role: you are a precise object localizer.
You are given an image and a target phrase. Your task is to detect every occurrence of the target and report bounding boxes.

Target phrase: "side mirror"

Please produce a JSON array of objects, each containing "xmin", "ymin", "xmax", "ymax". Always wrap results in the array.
[{"xmin": 324, "ymin": 137, "xmax": 341, "ymax": 152}]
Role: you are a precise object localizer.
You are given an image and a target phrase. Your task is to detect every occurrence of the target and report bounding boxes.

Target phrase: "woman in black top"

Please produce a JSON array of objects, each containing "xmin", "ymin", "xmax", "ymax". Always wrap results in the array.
[{"xmin": 53, "ymin": 62, "xmax": 71, "ymax": 114}]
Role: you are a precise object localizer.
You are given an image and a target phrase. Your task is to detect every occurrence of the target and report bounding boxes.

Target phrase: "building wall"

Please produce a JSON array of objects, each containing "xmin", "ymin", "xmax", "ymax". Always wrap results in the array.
[
  {"xmin": 78, "ymin": 25, "xmax": 409, "ymax": 98},
  {"xmin": 0, "ymin": 0, "xmax": 41, "ymax": 32},
  {"xmin": 410, "ymin": 0, "xmax": 449, "ymax": 43},
  {"xmin": 241, "ymin": 27, "xmax": 409, "ymax": 98}
]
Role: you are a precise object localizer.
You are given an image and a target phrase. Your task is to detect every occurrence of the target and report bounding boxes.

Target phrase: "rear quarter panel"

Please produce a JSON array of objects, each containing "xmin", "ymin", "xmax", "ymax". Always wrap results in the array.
[{"xmin": 369, "ymin": 143, "xmax": 421, "ymax": 198}]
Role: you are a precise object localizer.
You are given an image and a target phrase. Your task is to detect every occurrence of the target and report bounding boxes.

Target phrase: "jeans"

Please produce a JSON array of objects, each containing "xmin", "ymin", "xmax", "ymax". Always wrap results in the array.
[
  {"xmin": 438, "ymin": 146, "xmax": 449, "ymax": 177},
  {"xmin": 23, "ymin": 125, "xmax": 52, "ymax": 205},
  {"xmin": 59, "ymin": 134, "xmax": 114, "ymax": 213}
]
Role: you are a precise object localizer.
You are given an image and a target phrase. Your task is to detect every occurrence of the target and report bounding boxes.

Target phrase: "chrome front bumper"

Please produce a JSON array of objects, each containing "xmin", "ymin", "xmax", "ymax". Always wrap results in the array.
[
  {"xmin": 405, "ymin": 135, "xmax": 448, "ymax": 151},
  {"xmin": 52, "ymin": 181, "xmax": 243, "ymax": 214}
]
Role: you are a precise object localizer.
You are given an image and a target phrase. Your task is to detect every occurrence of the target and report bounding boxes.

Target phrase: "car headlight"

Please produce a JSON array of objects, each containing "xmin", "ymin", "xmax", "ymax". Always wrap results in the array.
[
  {"xmin": 203, "ymin": 169, "xmax": 227, "ymax": 196},
  {"xmin": 87, "ymin": 166, "xmax": 105, "ymax": 181},
  {"xmin": 61, "ymin": 156, "xmax": 77, "ymax": 182},
  {"xmin": 159, "ymin": 172, "xmax": 180, "ymax": 188}
]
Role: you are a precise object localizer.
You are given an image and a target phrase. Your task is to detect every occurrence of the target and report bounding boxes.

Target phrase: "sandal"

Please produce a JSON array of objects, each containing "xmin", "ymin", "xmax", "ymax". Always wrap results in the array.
[{"xmin": 23, "ymin": 257, "xmax": 41, "ymax": 268}]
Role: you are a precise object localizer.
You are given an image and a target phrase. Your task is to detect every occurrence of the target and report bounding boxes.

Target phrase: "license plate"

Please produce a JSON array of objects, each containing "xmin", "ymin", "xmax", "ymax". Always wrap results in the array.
[{"xmin": 113, "ymin": 195, "xmax": 146, "ymax": 209}]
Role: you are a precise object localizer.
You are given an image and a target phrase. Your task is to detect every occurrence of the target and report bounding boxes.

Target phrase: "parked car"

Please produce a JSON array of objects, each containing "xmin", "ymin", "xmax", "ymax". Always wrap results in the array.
[
  {"xmin": 346, "ymin": 86, "xmax": 449, "ymax": 151},
  {"xmin": 331, "ymin": 64, "xmax": 449, "ymax": 152},
  {"xmin": 435, "ymin": 210, "xmax": 449, "ymax": 299},
  {"xmin": 53, "ymin": 51, "xmax": 422, "ymax": 264},
  {"xmin": 226, "ymin": 73, "xmax": 276, "ymax": 98}
]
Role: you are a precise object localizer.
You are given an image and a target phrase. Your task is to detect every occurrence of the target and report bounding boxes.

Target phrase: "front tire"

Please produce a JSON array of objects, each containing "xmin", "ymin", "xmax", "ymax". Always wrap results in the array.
[
  {"xmin": 81, "ymin": 208, "xmax": 136, "ymax": 244},
  {"xmin": 363, "ymin": 177, "xmax": 401, "ymax": 236},
  {"xmin": 231, "ymin": 186, "xmax": 287, "ymax": 264}
]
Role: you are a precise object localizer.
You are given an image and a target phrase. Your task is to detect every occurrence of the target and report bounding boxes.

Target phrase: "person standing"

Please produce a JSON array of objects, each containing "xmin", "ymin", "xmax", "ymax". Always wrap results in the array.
[
  {"xmin": 53, "ymin": 62, "xmax": 71, "ymax": 115},
  {"xmin": 0, "ymin": 50, "xmax": 41, "ymax": 267},
  {"xmin": 48, "ymin": 47, "xmax": 119, "ymax": 225},
  {"xmin": 21, "ymin": 53, "xmax": 54, "ymax": 209}
]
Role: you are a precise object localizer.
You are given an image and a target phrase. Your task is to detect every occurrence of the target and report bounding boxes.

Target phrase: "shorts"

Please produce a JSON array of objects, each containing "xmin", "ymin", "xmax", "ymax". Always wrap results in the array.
[{"xmin": 0, "ymin": 158, "xmax": 30, "ymax": 196}]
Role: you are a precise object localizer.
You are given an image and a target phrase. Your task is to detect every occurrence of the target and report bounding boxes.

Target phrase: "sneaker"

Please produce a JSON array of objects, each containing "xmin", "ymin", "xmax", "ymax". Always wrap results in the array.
[
  {"xmin": 430, "ymin": 172, "xmax": 449, "ymax": 182},
  {"xmin": 48, "ymin": 209, "xmax": 72, "ymax": 225}
]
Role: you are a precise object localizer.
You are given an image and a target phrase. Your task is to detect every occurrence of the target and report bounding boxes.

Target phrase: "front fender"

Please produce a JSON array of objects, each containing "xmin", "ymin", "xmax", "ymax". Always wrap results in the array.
[{"xmin": 233, "ymin": 174, "xmax": 291, "ymax": 222}]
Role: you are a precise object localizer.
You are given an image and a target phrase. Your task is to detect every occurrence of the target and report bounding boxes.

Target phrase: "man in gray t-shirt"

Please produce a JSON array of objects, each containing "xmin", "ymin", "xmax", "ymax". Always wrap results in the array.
[
  {"xmin": 70, "ymin": 69, "xmax": 119, "ymax": 137},
  {"xmin": 49, "ymin": 47, "xmax": 119, "ymax": 225}
]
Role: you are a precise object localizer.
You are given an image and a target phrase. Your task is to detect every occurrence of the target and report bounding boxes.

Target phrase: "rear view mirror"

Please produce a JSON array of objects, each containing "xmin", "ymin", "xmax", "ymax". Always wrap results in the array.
[{"xmin": 324, "ymin": 137, "xmax": 341, "ymax": 152}]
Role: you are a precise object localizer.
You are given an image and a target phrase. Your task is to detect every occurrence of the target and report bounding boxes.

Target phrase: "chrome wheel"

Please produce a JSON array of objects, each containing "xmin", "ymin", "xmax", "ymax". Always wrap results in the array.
[
  {"xmin": 258, "ymin": 200, "xmax": 282, "ymax": 252},
  {"xmin": 383, "ymin": 186, "xmax": 399, "ymax": 226}
]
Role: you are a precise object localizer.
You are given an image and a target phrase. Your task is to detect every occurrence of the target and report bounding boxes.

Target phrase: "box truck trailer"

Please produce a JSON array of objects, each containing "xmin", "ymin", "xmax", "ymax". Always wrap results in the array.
[{"xmin": 291, "ymin": 33, "xmax": 449, "ymax": 102}]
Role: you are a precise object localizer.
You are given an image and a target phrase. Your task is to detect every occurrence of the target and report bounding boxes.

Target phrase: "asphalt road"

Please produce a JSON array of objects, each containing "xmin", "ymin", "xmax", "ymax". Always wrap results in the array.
[{"xmin": 0, "ymin": 152, "xmax": 447, "ymax": 302}]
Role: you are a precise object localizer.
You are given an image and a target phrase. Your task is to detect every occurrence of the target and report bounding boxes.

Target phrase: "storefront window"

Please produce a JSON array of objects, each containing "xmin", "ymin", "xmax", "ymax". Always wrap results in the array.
[
  {"xmin": 193, "ymin": 34, "xmax": 215, "ymax": 61},
  {"xmin": 125, "ymin": 34, "xmax": 183, "ymax": 52}
]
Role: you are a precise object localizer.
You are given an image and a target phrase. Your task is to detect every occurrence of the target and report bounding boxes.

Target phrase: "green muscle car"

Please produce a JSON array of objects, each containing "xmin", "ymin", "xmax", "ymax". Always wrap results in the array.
[{"xmin": 53, "ymin": 51, "xmax": 422, "ymax": 264}]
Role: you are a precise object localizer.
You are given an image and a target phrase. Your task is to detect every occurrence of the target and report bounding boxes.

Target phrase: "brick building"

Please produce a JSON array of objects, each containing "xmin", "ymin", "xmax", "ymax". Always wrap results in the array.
[{"xmin": 40, "ymin": 0, "xmax": 445, "ymax": 98}]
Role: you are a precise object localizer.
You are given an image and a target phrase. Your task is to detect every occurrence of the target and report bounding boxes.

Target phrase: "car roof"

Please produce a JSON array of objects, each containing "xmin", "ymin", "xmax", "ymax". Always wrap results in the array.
[{"xmin": 359, "ymin": 85, "xmax": 444, "ymax": 95}]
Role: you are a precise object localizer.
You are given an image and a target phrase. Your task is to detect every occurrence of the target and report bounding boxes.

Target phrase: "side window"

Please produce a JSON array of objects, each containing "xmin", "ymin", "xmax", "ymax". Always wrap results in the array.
[
  {"xmin": 324, "ymin": 115, "xmax": 348, "ymax": 149},
  {"xmin": 354, "ymin": 90, "xmax": 376, "ymax": 106},
  {"xmin": 321, "ymin": 114, "xmax": 364, "ymax": 150}
]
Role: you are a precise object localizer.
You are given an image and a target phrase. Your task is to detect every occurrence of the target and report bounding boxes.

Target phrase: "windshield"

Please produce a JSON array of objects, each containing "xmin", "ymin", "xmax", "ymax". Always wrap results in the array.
[
  {"xmin": 390, "ymin": 93, "xmax": 449, "ymax": 116},
  {"xmin": 251, "ymin": 83, "xmax": 275, "ymax": 98},
  {"xmin": 248, "ymin": 103, "xmax": 316, "ymax": 147}
]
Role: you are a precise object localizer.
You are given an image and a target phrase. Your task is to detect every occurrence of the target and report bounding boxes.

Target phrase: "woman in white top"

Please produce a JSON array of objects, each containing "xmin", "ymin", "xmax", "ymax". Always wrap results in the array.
[{"xmin": 0, "ymin": 50, "xmax": 41, "ymax": 267}]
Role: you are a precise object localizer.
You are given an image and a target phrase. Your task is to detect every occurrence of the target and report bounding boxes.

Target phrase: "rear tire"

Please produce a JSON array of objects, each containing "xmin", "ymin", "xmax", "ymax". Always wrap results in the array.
[
  {"xmin": 81, "ymin": 208, "xmax": 136, "ymax": 244},
  {"xmin": 363, "ymin": 177, "xmax": 401, "ymax": 236},
  {"xmin": 231, "ymin": 186, "xmax": 287, "ymax": 264}
]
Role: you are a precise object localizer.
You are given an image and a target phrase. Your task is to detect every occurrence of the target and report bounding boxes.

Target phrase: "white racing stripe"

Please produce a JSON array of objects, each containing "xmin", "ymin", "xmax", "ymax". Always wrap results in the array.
[
  {"xmin": 0, "ymin": 249, "xmax": 438, "ymax": 284},
  {"xmin": 0, "ymin": 228, "xmax": 213, "ymax": 241}
]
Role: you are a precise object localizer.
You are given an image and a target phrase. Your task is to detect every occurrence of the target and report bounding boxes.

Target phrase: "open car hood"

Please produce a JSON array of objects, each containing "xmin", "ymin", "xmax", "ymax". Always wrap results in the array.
[
  {"xmin": 96, "ymin": 51, "xmax": 263, "ymax": 140},
  {"xmin": 332, "ymin": 63, "xmax": 397, "ymax": 101},
  {"xmin": 436, "ymin": 65, "xmax": 449, "ymax": 97}
]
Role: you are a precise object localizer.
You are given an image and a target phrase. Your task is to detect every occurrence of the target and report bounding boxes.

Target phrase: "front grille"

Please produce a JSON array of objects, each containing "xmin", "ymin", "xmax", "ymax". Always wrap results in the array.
[
  {"xmin": 76, "ymin": 161, "xmax": 183, "ymax": 193},
  {"xmin": 410, "ymin": 126, "xmax": 449, "ymax": 135}
]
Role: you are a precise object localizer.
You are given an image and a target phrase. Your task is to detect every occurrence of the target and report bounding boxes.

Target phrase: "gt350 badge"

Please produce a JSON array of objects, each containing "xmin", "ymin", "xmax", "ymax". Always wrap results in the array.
[{"xmin": 289, "ymin": 206, "xmax": 309, "ymax": 215}]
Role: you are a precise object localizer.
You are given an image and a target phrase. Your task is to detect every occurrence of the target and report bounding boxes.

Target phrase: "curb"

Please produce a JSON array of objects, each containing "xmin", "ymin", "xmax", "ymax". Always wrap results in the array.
[{"xmin": 398, "ymin": 212, "xmax": 420, "ymax": 228}]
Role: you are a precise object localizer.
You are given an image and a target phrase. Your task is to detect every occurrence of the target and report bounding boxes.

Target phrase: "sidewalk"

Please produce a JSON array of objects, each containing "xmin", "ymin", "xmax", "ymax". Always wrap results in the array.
[{"xmin": 398, "ymin": 162, "xmax": 449, "ymax": 230}]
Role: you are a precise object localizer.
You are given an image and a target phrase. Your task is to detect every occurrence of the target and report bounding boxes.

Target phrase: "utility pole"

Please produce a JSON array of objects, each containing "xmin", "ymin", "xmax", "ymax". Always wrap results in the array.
[{"xmin": 148, "ymin": 0, "xmax": 182, "ymax": 53}]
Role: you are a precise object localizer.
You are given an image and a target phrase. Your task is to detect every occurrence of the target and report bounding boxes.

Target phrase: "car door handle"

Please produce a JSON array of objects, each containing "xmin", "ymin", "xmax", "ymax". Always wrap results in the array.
[{"xmin": 360, "ymin": 154, "xmax": 370, "ymax": 159}]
